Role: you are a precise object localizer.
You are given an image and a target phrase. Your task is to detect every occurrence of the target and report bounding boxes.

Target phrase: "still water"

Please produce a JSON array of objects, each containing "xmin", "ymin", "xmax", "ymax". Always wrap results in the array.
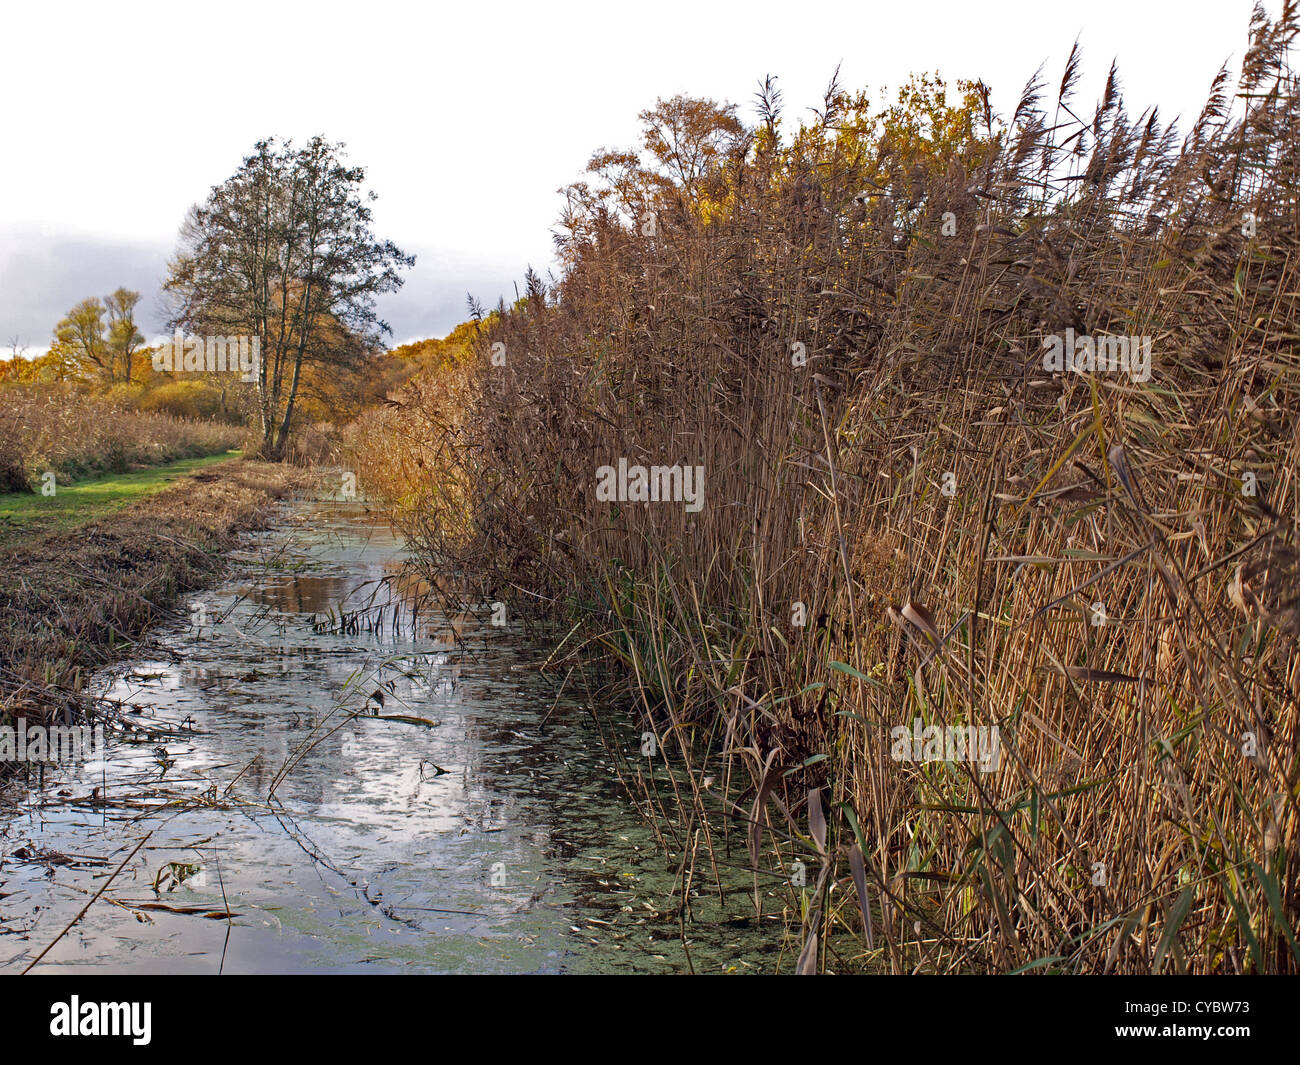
[{"xmin": 0, "ymin": 500, "xmax": 783, "ymax": 973}]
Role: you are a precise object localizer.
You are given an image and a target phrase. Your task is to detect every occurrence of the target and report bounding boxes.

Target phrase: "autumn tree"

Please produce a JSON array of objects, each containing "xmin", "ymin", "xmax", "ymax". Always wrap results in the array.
[
  {"xmin": 51, "ymin": 297, "xmax": 110, "ymax": 381},
  {"xmin": 105, "ymin": 288, "xmax": 145, "ymax": 383},
  {"xmin": 163, "ymin": 136, "xmax": 413, "ymax": 459},
  {"xmin": 47, "ymin": 289, "xmax": 147, "ymax": 384},
  {"xmin": 639, "ymin": 94, "xmax": 746, "ymax": 206}
]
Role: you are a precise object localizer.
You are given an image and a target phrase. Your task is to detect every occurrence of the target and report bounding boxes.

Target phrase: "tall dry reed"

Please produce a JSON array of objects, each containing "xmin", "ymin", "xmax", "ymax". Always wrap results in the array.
[{"xmin": 360, "ymin": 6, "xmax": 1300, "ymax": 973}]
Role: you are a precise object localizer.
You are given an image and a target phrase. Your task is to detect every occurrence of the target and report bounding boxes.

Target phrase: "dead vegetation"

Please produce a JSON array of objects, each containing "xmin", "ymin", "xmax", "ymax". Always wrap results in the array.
[
  {"xmin": 358, "ymin": 6, "xmax": 1300, "ymax": 972},
  {"xmin": 0, "ymin": 461, "xmax": 307, "ymax": 777},
  {"xmin": 0, "ymin": 385, "xmax": 249, "ymax": 492}
]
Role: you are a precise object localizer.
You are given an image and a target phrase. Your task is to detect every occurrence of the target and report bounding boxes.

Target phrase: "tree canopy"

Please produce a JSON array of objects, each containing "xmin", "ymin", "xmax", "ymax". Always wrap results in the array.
[{"xmin": 162, "ymin": 136, "xmax": 413, "ymax": 458}]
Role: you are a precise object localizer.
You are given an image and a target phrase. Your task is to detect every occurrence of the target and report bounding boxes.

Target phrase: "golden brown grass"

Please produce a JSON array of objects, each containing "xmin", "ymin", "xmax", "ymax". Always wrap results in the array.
[
  {"xmin": 0, "ymin": 384, "xmax": 248, "ymax": 491},
  {"xmin": 357, "ymin": 7, "xmax": 1300, "ymax": 972}
]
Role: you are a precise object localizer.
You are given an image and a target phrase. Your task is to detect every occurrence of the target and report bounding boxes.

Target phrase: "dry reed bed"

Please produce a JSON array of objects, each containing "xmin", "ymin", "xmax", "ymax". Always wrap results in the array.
[
  {"xmin": 0, "ymin": 386, "xmax": 248, "ymax": 491},
  {"xmin": 359, "ymin": 7, "xmax": 1300, "ymax": 972}
]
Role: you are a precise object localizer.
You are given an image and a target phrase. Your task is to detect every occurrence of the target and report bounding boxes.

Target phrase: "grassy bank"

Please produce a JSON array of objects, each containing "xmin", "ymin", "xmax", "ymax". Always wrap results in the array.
[
  {"xmin": 0, "ymin": 451, "xmax": 241, "ymax": 549},
  {"xmin": 0, "ymin": 460, "xmax": 308, "ymax": 756},
  {"xmin": 355, "ymin": 10, "xmax": 1300, "ymax": 973}
]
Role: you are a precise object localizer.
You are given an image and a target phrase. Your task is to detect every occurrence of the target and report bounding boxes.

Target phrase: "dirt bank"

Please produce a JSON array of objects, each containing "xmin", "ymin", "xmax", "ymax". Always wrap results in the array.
[{"xmin": 0, "ymin": 460, "xmax": 311, "ymax": 740}]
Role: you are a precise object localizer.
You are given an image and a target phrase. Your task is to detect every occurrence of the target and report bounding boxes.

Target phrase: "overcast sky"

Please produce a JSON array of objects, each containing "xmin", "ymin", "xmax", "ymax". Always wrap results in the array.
[{"xmin": 0, "ymin": 0, "xmax": 1281, "ymax": 353}]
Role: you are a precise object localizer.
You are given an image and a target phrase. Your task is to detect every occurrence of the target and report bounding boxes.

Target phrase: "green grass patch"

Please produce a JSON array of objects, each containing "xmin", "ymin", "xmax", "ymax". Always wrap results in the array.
[{"xmin": 0, "ymin": 451, "xmax": 241, "ymax": 548}]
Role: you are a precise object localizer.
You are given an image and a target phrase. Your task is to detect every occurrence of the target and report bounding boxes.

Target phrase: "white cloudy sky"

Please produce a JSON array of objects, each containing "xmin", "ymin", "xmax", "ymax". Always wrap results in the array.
[{"xmin": 0, "ymin": 0, "xmax": 1281, "ymax": 352}]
